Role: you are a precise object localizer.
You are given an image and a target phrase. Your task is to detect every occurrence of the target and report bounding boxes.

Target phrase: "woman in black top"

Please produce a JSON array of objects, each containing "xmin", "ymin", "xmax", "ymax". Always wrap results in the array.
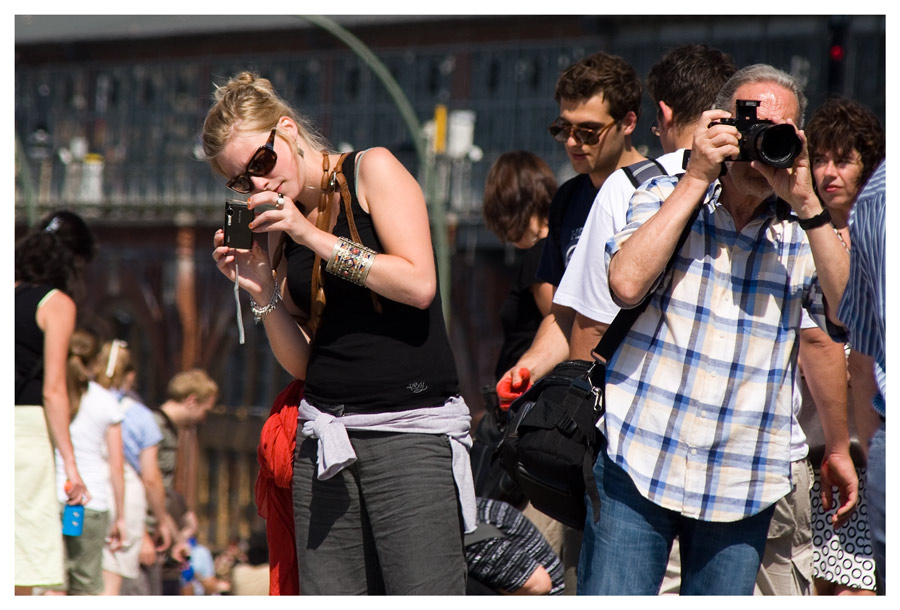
[
  {"xmin": 14, "ymin": 211, "xmax": 95, "ymax": 594},
  {"xmin": 206, "ymin": 72, "xmax": 471, "ymax": 594}
]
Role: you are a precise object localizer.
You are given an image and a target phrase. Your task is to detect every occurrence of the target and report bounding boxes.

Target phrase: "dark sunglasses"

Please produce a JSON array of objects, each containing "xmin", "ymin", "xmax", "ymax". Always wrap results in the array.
[
  {"xmin": 547, "ymin": 119, "xmax": 616, "ymax": 146},
  {"xmin": 226, "ymin": 129, "xmax": 277, "ymax": 194}
]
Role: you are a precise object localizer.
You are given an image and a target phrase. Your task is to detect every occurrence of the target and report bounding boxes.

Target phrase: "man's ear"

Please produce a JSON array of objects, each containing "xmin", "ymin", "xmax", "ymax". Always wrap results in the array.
[
  {"xmin": 619, "ymin": 110, "xmax": 638, "ymax": 136},
  {"xmin": 183, "ymin": 394, "xmax": 198, "ymax": 412},
  {"xmin": 658, "ymin": 101, "xmax": 675, "ymax": 129}
]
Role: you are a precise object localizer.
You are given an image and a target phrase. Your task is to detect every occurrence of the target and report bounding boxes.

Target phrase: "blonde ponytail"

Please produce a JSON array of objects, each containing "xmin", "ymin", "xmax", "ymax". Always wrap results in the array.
[{"xmin": 67, "ymin": 329, "xmax": 99, "ymax": 418}]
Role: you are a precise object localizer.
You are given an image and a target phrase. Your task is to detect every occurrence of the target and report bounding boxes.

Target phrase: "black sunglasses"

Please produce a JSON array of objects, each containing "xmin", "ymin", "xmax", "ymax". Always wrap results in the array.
[
  {"xmin": 548, "ymin": 119, "xmax": 616, "ymax": 146},
  {"xmin": 226, "ymin": 129, "xmax": 277, "ymax": 194}
]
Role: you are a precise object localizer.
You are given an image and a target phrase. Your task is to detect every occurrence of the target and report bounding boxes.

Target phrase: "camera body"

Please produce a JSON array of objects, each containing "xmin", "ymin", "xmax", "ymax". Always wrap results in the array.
[
  {"xmin": 711, "ymin": 99, "xmax": 802, "ymax": 169},
  {"xmin": 224, "ymin": 200, "xmax": 253, "ymax": 249}
]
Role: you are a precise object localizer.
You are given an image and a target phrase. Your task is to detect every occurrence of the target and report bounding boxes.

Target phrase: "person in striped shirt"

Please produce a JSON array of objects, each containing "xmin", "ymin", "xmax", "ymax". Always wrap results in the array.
[
  {"xmin": 577, "ymin": 64, "xmax": 857, "ymax": 595},
  {"xmin": 834, "ymin": 160, "xmax": 886, "ymax": 593}
]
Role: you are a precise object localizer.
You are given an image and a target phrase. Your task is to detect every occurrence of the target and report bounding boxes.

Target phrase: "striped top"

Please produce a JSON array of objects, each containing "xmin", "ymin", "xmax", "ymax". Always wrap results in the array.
[
  {"xmin": 465, "ymin": 498, "xmax": 565, "ymax": 594},
  {"xmin": 838, "ymin": 160, "xmax": 886, "ymax": 415},
  {"xmin": 603, "ymin": 175, "xmax": 846, "ymax": 522}
]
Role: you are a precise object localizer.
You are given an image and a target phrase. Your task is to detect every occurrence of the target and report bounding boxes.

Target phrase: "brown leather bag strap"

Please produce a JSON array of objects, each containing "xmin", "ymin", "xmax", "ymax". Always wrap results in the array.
[
  {"xmin": 331, "ymin": 151, "xmax": 382, "ymax": 313},
  {"xmin": 308, "ymin": 152, "xmax": 353, "ymax": 337},
  {"xmin": 332, "ymin": 152, "xmax": 361, "ymax": 242}
]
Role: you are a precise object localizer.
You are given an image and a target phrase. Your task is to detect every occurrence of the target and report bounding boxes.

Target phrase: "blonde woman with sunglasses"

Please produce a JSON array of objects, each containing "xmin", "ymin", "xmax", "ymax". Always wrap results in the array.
[{"xmin": 204, "ymin": 72, "xmax": 472, "ymax": 595}]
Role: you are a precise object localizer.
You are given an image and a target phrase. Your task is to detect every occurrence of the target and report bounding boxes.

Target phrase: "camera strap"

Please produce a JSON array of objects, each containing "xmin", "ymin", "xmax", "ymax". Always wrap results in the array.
[{"xmin": 234, "ymin": 263, "xmax": 246, "ymax": 345}]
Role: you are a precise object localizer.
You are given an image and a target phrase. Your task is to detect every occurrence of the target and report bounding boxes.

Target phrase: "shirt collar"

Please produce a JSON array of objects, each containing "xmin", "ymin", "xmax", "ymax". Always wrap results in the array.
[{"xmin": 705, "ymin": 182, "xmax": 787, "ymax": 221}]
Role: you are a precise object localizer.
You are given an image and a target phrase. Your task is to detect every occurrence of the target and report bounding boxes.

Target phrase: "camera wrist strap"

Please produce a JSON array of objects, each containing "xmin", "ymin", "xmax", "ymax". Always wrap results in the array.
[{"xmin": 234, "ymin": 263, "xmax": 246, "ymax": 345}]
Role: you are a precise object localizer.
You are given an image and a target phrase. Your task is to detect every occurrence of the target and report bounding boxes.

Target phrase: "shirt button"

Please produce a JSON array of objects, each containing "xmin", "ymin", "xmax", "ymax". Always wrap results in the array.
[
  {"xmin": 690, "ymin": 448, "xmax": 698, "ymax": 456},
  {"xmin": 700, "ymin": 411, "xmax": 707, "ymax": 418}
]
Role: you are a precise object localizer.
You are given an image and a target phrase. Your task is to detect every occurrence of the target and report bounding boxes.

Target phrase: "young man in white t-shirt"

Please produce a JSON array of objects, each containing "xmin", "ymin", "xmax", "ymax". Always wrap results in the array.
[{"xmin": 555, "ymin": 44, "xmax": 737, "ymax": 358}]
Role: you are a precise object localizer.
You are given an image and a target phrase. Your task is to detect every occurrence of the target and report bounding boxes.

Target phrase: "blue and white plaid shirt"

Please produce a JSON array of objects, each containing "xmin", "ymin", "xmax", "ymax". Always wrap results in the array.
[{"xmin": 603, "ymin": 175, "xmax": 846, "ymax": 522}]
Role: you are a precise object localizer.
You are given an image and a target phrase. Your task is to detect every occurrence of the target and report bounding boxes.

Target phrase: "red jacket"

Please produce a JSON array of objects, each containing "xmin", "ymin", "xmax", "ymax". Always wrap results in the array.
[{"xmin": 254, "ymin": 379, "xmax": 304, "ymax": 595}]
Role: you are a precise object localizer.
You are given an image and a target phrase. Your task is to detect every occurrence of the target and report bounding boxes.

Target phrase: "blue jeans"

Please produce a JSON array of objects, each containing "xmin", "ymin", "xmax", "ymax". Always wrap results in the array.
[
  {"xmin": 867, "ymin": 423, "xmax": 885, "ymax": 594},
  {"xmin": 577, "ymin": 441, "xmax": 775, "ymax": 595}
]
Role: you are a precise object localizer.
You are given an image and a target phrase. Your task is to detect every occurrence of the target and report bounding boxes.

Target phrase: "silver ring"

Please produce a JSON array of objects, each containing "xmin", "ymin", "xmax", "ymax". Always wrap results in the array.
[{"xmin": 276, "ymin": 193, "xmax": 284, "ymax": 209}]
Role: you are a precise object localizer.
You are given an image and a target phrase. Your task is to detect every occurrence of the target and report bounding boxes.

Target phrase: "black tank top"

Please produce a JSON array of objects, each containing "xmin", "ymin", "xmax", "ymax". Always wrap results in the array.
[
  {"xmin": 284, "ymin": 151, "xmax": 459, "ymax": 414},
  {"xmin": 15, "ymin": 283, "xmax": 55, "ymax": 405}
]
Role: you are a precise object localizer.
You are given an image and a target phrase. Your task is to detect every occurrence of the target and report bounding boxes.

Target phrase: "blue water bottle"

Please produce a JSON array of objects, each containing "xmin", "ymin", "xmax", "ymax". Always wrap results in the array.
[
  {"xmin": 62, "ymin": 503, "xmax": 84, "ymax": 536},
  {"xmin": 61, "ymin": 480, "xmax": 84, "ymax": 537}
]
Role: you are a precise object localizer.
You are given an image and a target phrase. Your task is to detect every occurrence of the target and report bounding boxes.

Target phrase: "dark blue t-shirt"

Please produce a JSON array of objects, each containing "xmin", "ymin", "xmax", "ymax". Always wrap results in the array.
[{"xmin": 536, "ymin": 174, "xmax": 599, "ymax": 286}]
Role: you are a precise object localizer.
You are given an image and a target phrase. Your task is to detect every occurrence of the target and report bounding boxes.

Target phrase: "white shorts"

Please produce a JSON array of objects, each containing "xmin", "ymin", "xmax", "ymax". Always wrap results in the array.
[{"xmin": 101, "ymin": 463, "xmax": 147, "ymax": 579}]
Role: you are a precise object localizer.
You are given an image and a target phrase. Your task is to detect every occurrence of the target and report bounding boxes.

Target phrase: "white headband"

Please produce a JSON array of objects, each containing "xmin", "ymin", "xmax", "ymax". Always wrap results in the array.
[{"xmin": 106, "ymin": 340, "xmax": 122, "ymax": 380}]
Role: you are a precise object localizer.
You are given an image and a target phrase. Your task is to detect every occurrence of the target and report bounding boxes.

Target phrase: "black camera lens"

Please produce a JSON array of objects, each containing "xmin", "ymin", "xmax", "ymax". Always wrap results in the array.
[{"xmin": 750, "ymin": 123, "xmax": 802, "ymax": 169}]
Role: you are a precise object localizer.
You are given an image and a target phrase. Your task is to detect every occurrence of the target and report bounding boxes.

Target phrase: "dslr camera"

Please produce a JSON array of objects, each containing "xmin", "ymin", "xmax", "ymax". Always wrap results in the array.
[{"xmin": 710, "ymin": 100, "xmax": 802, "ymax": 169}]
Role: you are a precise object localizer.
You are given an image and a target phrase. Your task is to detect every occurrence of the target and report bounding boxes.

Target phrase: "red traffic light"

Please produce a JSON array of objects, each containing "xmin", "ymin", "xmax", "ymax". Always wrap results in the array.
[{"xmin": 830, "ymin": 45, "xmax": 845, "ymax": 62}]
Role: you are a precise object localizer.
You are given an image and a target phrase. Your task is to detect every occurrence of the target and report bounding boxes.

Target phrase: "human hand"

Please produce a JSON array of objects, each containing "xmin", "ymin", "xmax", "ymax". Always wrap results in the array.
[
  {"xmin": 106, "ymin": 518, "xmax": 127, "ymax": 553},
  {"xmin": 750, "ymin": 121, "xmax": 819, "ymax": 216},
  {"xmin": 247, "ymin": 191, "xmax": 316, "ymax": 247},
  {"xmin": 153, "ymin": 516, "xmax": 176, "ymax": 554},
  {"xmin": 496, "ymin": 367, "xmax": 532, "ymax": 410},
  {"xmin": 138, "ymin": 531, "xmax": 158, "ymax": 566},
  {"xmin": 63, "ymin": 476, "xmax": 91, "ymax": 506},
  {"xmin": 212, "ymin": 228, "xmax": 277, "ymax": 303},
  {"xmin": 214, "ymin": 578, "xmax": 232, "ymax": 594},
  {"xmin": 169, "ymin": 538, "xmax": 191, "ymax": 564},
  {"xmin": 819, "ymin": 450, "xmax": 859, "ymax": 528},
  {"xmin": 685, "ymin": 109, "xmax": 741, "ymax": 184}
]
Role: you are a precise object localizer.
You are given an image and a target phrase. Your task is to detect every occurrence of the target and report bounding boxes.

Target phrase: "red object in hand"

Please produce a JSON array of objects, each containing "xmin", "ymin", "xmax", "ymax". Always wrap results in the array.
[
  {"xmin": 496, "ymin": 368, "xmax": 532, "ymax": 410},
  {"xmin": 64, "ymin": 480, "xmax": 73, "ymax": 493}
]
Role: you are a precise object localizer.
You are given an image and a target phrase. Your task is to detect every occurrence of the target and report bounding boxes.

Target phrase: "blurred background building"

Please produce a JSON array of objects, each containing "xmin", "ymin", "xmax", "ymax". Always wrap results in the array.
[{"xmin": 15, "ymin": 13, "xmax": 886, "ymax": 551}]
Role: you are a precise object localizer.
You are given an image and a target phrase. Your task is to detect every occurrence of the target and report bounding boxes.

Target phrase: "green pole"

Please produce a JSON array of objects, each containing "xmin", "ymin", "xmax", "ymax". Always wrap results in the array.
[
  {"xmin": 297, "ymin": 15, "xmax": 450, "ymax": 322},
  {"xmin": 15, "ymin": 133, "xmax": 39, "ymax": 227}
]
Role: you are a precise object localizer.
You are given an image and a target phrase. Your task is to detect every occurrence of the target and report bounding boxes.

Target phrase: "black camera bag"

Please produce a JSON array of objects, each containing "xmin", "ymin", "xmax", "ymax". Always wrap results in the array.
[
  {"xmin": 498, "ymin": 359, "xmax": 605, "ymax": 528},
  {"xmin": 498, "ymin": 188, "xmax": 699, "ymax": 529}
]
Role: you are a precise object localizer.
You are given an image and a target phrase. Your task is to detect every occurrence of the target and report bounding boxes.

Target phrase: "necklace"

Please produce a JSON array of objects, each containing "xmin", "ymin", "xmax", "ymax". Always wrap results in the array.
[{"xmin": 832, "ymin": 223, "xmax": 850, "ymax": 253}]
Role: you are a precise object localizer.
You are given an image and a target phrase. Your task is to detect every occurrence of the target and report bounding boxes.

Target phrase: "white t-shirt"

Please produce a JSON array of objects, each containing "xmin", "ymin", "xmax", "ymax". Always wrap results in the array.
[
  {"xmin": 555, "ymin": 150, "xmax": 689, "ymax": 324},
  {"xmin": 56, "ymin": 380, "xmax": 124, "ymax": 511}
]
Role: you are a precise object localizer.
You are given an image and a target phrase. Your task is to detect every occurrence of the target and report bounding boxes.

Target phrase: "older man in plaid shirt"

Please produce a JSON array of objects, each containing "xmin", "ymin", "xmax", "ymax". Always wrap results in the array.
[{"xmin": 577, "ymin": 65, "xmax": 857, "ymax": 595}]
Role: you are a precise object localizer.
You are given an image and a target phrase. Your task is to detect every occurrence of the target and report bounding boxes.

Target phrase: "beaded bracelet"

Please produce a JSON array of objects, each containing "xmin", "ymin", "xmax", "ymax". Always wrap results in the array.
[
  {"xmin": 249, "ymin": 288, "xmax": 281, "ymax": 324},
  {"xmin": 325, "ymin": 237, "xmax": 376, "ymax": 286}
]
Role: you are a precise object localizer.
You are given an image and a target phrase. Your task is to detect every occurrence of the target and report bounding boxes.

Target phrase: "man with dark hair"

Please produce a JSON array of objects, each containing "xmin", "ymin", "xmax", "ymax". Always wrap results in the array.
[
  {"xmin": 577, "ymin": 64, "xmax": 856, "ymax": 595},
  {"xmin": 498, "ymin": 50, "xmax": 646, "ymax": 397},
  {"xmin": 494, "ymin": 50, "xmax": 646, "ymax": 594},
  {"xmin": 557, "ymin": 43, "xmax": 736, "ymax": 359},
  {"xmin": 554, "ymin": 44, "xmax": 737, "ymax": 595}
]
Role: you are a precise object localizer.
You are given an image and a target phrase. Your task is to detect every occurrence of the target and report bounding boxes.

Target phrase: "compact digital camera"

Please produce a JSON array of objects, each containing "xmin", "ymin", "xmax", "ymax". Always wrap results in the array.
[
  {"xmin": 710, "ymin": 99, "xmax": 802, "ymax": 169},
  {"xmin": 224, "ymin": 199, "xmax": 253, "ymax": 250}
]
